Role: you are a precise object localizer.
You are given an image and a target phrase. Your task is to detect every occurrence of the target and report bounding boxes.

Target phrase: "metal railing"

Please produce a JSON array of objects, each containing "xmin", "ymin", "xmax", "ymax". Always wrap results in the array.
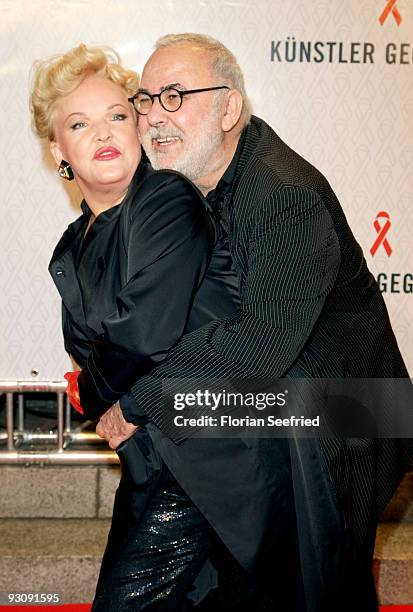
[{"xmin": 0, "ymin": 380, "xmax": 119, "ymax": 465}]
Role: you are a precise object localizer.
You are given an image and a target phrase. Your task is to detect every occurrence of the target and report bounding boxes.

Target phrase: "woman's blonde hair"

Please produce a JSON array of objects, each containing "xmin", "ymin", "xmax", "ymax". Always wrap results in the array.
[{"xmin": 30, "ymin": 43, "xmax": 139, "ymax": 141}]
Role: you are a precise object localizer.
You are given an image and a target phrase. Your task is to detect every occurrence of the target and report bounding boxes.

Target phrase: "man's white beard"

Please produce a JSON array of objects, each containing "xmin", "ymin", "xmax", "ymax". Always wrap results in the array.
[{"xmin": 140, "ymin": 119, "xmax": 224, "ymax": 184}]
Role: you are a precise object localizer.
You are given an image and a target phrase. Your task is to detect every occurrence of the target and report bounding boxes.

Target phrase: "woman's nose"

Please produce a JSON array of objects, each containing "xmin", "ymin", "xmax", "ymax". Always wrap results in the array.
[
  {"xmin": 96, "ymin": 132, "xmax": 111, "ymax": 142},
  {"xmin": 95, "ymin": 120, "xmax": 112, "ymax": 141}
]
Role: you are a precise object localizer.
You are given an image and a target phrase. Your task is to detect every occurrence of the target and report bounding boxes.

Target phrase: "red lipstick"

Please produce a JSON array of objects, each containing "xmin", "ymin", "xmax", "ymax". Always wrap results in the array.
[{"xmin": 93, "ymin": 146, "xmax": 121, "ymax": 160}]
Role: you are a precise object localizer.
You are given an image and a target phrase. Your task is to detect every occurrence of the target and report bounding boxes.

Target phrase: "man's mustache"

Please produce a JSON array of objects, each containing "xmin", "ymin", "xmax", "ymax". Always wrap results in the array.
[{"xmin": 145, "ymin": 127, "xmax": 184, "ymax": 140}]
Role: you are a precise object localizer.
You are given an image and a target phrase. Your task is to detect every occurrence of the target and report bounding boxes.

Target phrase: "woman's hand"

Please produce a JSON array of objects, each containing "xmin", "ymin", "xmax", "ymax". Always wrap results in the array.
[{"xmin": 96, "ymin": 402, "xmax": 138, "ymax": 449}]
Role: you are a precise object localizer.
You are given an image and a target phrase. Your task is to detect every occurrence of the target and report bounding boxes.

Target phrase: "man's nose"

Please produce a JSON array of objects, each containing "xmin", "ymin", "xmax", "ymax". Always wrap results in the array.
[{"xmin": 145, "ymin": 97, "xmax": 168, "ymax": 126}]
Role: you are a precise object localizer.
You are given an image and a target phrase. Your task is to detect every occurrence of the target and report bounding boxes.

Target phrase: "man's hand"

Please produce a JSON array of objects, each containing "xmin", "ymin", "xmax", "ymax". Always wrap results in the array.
[{"xmin": 96, "ymin": 402, "xmax": 138, "ymax": 450}]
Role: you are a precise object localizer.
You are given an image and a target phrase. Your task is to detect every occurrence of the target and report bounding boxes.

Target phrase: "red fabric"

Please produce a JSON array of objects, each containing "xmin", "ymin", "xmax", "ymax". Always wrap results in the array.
[
  {"xmin": 64, "ymin": 370, "xmax": 84, "ymax": 415},
  {"xmin": 0, "ymin": 606, "xmax": 91, "ymax": 611}
]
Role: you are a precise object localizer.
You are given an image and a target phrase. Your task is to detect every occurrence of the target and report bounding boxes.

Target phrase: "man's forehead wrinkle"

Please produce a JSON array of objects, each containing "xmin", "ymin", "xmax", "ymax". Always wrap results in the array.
[
  {"xmin": 141, "ymin": 62, "xmax": 191, "ymax": 87},
  {"xmin": 142, "ymin": 48, "xmax": 213, "ymax": 88}
]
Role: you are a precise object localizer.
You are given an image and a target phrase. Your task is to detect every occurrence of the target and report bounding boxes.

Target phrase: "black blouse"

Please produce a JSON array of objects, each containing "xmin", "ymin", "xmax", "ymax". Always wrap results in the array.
[{"xmin": 49, "ymin": 164, "xmax": 239, "ymax": 420}]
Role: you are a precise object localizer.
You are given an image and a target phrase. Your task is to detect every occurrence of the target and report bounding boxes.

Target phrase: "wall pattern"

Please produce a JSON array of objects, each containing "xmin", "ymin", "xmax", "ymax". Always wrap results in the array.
[{"xmin": 0, "ymin": 0, "xmax": 411, "ymax": 378}]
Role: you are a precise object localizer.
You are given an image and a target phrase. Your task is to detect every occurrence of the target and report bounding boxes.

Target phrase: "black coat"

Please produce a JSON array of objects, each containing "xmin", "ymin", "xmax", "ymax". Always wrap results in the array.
[
  {"xmin": 128, "ymin": 116, "xmax": 413, "ymax": 610},
  {"xmin": 49, "ymin": 164, "xmax": 239, "ymax": 419}
]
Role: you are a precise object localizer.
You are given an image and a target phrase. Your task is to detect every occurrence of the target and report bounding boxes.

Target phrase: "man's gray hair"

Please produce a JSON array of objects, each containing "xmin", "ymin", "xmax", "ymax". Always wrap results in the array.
[{"xmin": 155, "ymin": 33, "xmax": 252, "ymax": 129}]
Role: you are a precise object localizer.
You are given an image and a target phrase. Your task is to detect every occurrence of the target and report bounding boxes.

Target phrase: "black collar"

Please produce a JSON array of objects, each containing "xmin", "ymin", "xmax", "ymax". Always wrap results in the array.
[{"xmin": 206, "ymin": 127, "xmax": 246, "ymax": 211}]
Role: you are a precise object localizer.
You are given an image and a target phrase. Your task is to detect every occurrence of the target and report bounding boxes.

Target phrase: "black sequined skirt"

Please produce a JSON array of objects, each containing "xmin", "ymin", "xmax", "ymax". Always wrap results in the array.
[
  {"xmin": 92, "ymin": 431, "xmax": 279, "ymax": 611},
  {"xmin": 92, "ymin": 463, "xmax": 213, "ymax": 611}
]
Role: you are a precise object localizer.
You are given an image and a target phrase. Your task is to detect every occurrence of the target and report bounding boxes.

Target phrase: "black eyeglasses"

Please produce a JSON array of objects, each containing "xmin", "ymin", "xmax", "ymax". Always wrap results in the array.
[{"xmin": 128, "ymin": 86, "xmax": 230, "ymax": 115}]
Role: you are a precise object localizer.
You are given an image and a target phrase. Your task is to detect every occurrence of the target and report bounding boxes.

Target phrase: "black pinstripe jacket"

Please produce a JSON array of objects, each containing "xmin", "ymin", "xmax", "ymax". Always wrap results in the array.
[{"xmin": 128, "ymin": 116, "xmax": 412, "ymax": 604}]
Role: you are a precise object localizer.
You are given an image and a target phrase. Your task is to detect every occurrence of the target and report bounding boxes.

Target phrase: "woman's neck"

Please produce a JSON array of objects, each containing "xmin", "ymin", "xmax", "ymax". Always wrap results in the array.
[{"xmin": 81, "ymin": 186, "xmax": 129, "ymax": 218}]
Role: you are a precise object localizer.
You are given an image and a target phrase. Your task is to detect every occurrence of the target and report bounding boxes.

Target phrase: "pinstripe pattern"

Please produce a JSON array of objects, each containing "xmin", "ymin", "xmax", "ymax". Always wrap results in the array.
[{"xmin": 131, "ymin": 116, "xmax": 413, "ymax": 548}]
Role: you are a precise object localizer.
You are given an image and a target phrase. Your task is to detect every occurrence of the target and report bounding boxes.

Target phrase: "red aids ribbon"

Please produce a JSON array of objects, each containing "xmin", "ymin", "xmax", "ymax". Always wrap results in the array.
[
  {"xmin": 379, "ymin": 0, "xmax": 402, "ymax": 26},
  {"xmin": 370, "ymin": 211, "xmax": 393, "ymax": 257},
  {"xmin": 64, "ymin": 371, "xmax": 84, "ymax": 415}
]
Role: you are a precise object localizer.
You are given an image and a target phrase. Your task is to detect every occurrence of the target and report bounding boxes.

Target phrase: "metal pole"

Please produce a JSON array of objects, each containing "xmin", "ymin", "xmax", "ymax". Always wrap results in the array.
[
  {"xmin": 17, "ymin": 393, "xmax": 24, "ymax": 432},
  {"xmin": 0, "ymin": 450, "xmax": 119, "ymax": 465},
  {"xmin": 65, "ymin": 396, "xmax": 71, "ymax": 433},
  {"xmin": 6, "ymin": 393, "xmax": 14, "ymax": 451},
  {"xmin": 57, "ymin": 392, "xmax": 64, "ymax": 452},
  {"xmin": 0, "ymin": 381, "xmax": 67, "ymax": 393},
  {"xmin": 0, "ymin": 381, "xmax": 117, "ymax": 464},
  {"xmin": 0, "ymin": 431, "xmax": 103, "ymax": 444}
]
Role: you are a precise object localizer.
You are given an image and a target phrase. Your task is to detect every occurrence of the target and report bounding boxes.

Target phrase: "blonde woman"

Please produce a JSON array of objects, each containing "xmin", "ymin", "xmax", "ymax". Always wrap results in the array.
[{"xmin": 31, "ymin": 44, "xmax": 241, "ymax": 610}]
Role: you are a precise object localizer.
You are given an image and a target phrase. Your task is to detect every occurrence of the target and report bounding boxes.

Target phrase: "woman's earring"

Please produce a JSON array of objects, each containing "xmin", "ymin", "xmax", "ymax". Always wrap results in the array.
[{"xmin": 58, "ymin": 160, "xmax": 74, "ymax": 181}]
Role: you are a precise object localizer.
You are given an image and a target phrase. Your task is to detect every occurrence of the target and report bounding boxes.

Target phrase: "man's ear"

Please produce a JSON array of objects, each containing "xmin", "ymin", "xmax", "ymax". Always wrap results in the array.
[
  {"xmin": 49, "ymin": 140, "xmax": 64, "ymax": 167},
  {"xmin": 221, "ymin": 89, "xmax": 243, "ymax": 132}
]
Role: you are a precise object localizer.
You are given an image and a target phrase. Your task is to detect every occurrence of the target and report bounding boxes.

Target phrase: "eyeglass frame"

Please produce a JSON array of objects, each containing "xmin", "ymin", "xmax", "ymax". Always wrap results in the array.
[{"xmin": 128, "ymin": 85, "xmax": 230, "ymax": 115}]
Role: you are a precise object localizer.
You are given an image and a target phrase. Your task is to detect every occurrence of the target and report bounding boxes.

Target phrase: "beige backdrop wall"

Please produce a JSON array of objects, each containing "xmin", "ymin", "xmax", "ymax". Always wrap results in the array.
[{"xmin": 0, "ymin": 0, "xmax": 412, "ymax": 378}]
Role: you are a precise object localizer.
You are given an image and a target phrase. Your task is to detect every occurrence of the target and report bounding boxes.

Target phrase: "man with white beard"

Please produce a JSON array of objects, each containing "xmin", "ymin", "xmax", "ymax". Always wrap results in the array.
[{"xmin": 96, "ymin": 33, "xmax": 412, "ymax": 612}]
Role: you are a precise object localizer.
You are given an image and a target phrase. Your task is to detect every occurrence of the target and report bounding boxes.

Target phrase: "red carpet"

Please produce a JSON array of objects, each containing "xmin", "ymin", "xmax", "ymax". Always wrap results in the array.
[
  {"xmin": 0, "ymin": 606, "xmax": 412, "ymax": 611},
  {"xmin": 0, "ymin": 606, "xmax": 92, "ymax": 611}
]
